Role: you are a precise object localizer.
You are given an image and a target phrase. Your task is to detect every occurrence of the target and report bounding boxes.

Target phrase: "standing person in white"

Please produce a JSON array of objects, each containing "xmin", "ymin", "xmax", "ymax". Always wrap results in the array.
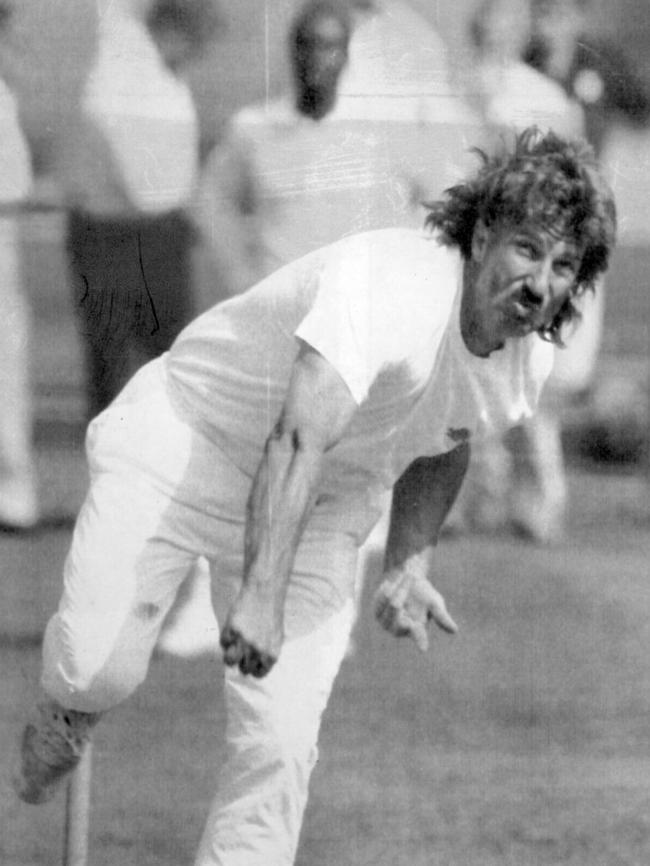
[
  {"xmin": 64, "ymin": 0, "xmax": 204, "ymax": 420},
  {"xmin": 0, "ymin": 76, "xmax": 36, "ymax": 530},
  {"xmin": 450, "ymin": 0, "xmax": 588, "ymax": 541},
  {"xmin": 13, "ymin": 128, "xmax": 616, "ymax": 866},
  {"xmin": 194, "ymin": 0, "xmax": 355, "ymax": 299},
  {"xmin": 194, "ymin": 0, "xmax": 481, "ymax": 298},
  {"xmin": 0, "ymin": 0, "xmax": 97, "ymax": 180},
  {"xmin": 0, "ymin": 0, "xmax": 98, "ymax": 530}
]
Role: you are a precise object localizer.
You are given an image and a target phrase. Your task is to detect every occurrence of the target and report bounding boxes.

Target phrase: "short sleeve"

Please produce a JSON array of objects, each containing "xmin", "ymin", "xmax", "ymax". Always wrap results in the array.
[
  {"xmin": 294, "ymin": 233, "xmax": 438, "ymax": 404},
  {"xmin": 294, "ymin": 244, "xmax": 372, "ymax": 403}
]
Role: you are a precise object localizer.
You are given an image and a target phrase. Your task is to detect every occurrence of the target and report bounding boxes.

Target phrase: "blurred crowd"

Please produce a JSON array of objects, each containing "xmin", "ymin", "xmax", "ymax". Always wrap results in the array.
[{"xmin": 0, "ymin": 0, "xmax": 648, "ymax": 547}]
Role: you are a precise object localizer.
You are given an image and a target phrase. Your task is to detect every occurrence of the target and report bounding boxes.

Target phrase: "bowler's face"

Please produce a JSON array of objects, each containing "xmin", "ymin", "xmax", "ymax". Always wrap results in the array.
[{"xmin": 463, "ymin": 221, "xmax": 583, "ymax": 356}]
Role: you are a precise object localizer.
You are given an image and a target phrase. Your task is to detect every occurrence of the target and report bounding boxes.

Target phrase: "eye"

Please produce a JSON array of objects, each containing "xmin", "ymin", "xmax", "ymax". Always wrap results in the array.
[
  {"xmin": 553, "ymin": 258, "xmax": 578, "ymax": 278},
  {"xmin": 514, "ymin": 238, "xmax": 539, "ymax": 258}
]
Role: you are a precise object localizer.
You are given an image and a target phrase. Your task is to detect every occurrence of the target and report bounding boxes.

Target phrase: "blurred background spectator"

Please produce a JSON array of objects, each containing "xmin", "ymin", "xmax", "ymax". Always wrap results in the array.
[
  {"xmin": 147, "ymin": 0, "xmax": 222, "ymax": 79},
  {"xmin": 522, "ymin": 0, "xmax": 650, "ymax": 426},
  {"xmin": 447, "ymin": 0, "xmax": 587, "ymax": 543},
  {"xmin": 0, "ymin": 0, "xmax": 97, "ymax": 532},
  {"xmin": 0, "ymin": 0, "xmax": 97, "ymax": 178},
  {"xmin": 0, "ymin": 75, "xmax": 37, "ymax": 531},
  {"xmin": 443, "ymin": 0, "xmax": 650, "ymax": 544},
  {"xmin": 0, "ymin": 0, "xmax": 221, "ymax": 529},
  {"xmin": 65, "ymin": 0, "xmax": 220, "ymax": 421},
  {"xmin": 192, "ymin": 0, "xmax": 482, "ymax": 305},
  {"xmin": 464, "ymin": 0, "xmax": 583, "ymax": 137},
  {"xmin": 192, "ymin": 0, "xmax": 355, "ymax": 301},
  {"xmin": 522, "ymin": 0, "xmax": 650, "ymax": 524},
  {"xmin": 523, "ymin": 0, "xmax": 650, "ymax": 157}
]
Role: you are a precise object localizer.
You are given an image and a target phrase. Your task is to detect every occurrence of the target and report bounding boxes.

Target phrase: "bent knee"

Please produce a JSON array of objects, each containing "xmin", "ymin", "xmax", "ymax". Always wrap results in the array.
[{"xmin": 41, "ymin": 615, "xmax": 148, "ymax": 711}]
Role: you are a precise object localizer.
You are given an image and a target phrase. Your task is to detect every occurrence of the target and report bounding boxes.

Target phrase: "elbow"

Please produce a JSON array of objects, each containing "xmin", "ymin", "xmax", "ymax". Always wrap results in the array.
[
  {"xmin": 269, "ymin": 416, "xmax": 296, "ymax": 449},
  {"xmin": 268, "ymin": 417, "xmax": 315, "ymax": 459},
  {"xmin": 290, "ymin": 427, "xmax": 303, "ymax": 453}
]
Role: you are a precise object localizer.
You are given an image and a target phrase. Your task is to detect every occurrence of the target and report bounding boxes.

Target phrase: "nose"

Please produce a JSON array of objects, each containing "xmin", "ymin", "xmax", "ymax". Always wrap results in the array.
[
  {"xmin": 520, "ymin": 283, "xmax": 544, "ymax": 309},
  {"xmin": 522, "ymin": 260, "xmax": 553, "ymax": 311}
]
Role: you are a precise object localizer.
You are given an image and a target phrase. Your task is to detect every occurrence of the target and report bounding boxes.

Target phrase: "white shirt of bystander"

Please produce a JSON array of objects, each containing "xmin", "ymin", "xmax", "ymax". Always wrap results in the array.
[{"xmin": 68, "ymin": 1, "xmax": 198, "ymax": 217}]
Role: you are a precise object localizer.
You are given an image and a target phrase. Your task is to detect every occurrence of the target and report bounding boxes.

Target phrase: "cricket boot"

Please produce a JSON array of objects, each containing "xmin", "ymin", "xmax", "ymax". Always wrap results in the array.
[{"xmin": 13, "ymin": 699, "xmax": 100, "ymax": 804}]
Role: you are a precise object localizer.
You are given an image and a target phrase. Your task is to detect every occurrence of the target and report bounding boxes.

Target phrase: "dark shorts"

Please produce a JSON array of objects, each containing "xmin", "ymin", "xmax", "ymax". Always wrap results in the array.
[{"xmin": 66, "ymin": 207, "xmax": 196, "ymax": 419}]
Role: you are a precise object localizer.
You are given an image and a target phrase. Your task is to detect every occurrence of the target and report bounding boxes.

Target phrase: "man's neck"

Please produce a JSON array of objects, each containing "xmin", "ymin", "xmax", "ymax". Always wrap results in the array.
[{"xmin": 460, "ymin": 261, "xmax": 502, "ymax": 358}]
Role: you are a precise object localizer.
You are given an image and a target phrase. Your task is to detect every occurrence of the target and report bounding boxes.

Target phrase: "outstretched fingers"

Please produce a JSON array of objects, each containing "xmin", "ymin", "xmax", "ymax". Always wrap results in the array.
[
  {"xmin": 375, "ymin": 574, "xmax": 459, "ymax": 652},
  {"xmin": 424, "ymin": 586, "xmax": 458, "ymax": 635},
  {"xmin": 410, "ymin": 619, "xmax": 430, "ymax": 653}
]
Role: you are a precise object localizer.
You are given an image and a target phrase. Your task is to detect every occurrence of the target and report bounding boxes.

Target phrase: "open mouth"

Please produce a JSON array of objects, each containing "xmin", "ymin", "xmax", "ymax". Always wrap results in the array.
[
  {"xmin": 512, "ymin": 299, "xmax": 535, "ymax": 321},
  {"xmin": 506, "ymin": 303, "xmax": 536, "ymax": 334},
  {"xmin": 511, "ymin": 301, "xmax": 531, "ymax": 321}
]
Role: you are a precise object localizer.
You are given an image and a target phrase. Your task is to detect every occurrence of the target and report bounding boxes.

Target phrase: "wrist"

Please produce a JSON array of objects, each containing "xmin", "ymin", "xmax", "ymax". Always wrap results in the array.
[{"xmin": 383, "ymin": 546, "xmax": 435, "ymax": 581}]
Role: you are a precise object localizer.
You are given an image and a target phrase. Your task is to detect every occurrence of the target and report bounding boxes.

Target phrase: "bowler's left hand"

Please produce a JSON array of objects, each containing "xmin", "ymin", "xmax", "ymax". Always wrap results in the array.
[{"xmin": 374, "ymin": 569, "xmax": 458, "ymax": 651}]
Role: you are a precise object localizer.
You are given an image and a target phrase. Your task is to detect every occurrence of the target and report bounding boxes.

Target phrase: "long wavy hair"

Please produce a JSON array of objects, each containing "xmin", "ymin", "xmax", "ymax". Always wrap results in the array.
[{"xmin": 424, "ymin": 127, "xmax": 617, "ymax": 344}]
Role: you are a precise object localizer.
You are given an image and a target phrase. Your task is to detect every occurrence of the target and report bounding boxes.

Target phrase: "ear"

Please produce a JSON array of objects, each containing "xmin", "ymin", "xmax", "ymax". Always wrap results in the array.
[{"xmin": 470, "ymin": 220, "xmax": 490, "ymax": 263}]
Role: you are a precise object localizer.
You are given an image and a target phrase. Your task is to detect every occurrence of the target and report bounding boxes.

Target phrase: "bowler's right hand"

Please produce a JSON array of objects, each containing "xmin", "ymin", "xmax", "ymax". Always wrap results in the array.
[{"xmin": 220, "ymin": 593, "xmax": 283, "ymax": 678}]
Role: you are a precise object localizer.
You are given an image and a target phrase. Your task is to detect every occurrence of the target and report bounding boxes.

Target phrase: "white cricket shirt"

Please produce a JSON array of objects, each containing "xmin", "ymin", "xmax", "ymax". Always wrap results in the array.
[{"xmin": 167, "ymin": 228, "xmax": 553, "ymax": 539}]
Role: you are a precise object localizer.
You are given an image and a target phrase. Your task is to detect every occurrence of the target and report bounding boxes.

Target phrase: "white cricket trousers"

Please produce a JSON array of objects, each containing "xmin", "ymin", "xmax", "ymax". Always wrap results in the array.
[{"xmin": 41, "ymin": 357, "xmax": 358, "ymax": 865}]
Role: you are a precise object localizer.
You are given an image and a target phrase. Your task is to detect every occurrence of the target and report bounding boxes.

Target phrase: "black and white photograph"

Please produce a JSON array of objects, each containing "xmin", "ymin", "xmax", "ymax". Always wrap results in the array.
[{"xmin": 2, "ymin": 2, "xmax": 650, "ymax": 864}]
